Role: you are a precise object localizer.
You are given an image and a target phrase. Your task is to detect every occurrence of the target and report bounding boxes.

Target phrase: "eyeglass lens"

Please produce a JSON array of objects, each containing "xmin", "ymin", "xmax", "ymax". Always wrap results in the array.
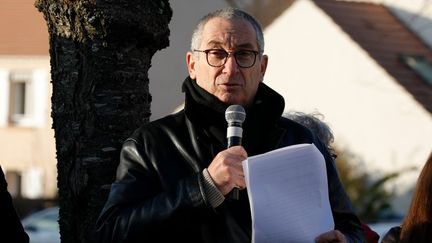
[{"xmin": 206, "ymin": 50, "xmax": 257, "ymax": 68}]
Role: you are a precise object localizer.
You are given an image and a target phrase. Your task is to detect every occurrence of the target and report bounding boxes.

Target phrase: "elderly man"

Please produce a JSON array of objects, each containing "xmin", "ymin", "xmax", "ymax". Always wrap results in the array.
[{"xmin": 96, "ymin": 8, "xmax": 365, "ymax": 243}]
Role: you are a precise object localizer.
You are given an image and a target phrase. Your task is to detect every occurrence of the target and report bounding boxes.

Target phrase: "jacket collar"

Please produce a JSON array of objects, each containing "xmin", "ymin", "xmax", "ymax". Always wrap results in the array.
[{"xmin": 181, "ymin": 76, "xmax": 286, "ymax": 153}]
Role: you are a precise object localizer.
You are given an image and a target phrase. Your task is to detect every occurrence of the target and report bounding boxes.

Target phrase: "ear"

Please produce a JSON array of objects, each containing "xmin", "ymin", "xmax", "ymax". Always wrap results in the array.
[
  {"xmin": 186, "ymin": 51, "xmax": 197, "ymax": 79},
  {"xmin": 259, "ymin": 54, "xmax": 268, "ymax": 81}
]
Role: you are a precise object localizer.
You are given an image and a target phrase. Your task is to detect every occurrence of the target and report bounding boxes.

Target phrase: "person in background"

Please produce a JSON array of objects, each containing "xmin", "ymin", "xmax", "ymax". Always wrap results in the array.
[
  {"xmin": 284, "ymin": 111, "xmax": 335, "ymax": 156},
  {"xmin": 96, "ymin": 8, "xmax": 365, "ymax": 243},
  {"xmin": 0, "ymin": 166, "xmax": 29, "ymax": 243},
  {"xmin": 284, "ymin": 111, "xmax": 380, "ymax": 243},
  {"xmin": 381, "ymin": 152, "xmax": 432, "ymax": 243}
]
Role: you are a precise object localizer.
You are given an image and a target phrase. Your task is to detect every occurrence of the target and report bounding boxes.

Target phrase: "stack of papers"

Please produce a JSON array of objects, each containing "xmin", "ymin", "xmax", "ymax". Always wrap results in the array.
[{"xmin": 242, "ymin": 143, "xmax": 334, "ymax": 243}]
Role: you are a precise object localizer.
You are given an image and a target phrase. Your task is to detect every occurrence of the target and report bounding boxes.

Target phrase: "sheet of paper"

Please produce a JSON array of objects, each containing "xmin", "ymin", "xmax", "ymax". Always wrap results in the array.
[{"xmin": 243, "ymin": 143, "xmax": 334, "ymax": 243}]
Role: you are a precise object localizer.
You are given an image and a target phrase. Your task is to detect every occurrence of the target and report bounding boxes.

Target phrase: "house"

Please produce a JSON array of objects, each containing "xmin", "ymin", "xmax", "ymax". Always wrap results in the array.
[
  {"xmin": 0, "ymin": 0, "xmax": 56, "ymax": 199},
  {"xmin": 263, "ymin": 0, "xmax": 432, "ymax": 213}
]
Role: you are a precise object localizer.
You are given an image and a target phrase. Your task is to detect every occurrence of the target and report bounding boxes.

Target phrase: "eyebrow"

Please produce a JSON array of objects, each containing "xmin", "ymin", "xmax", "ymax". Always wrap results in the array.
[{"xmin": 206, "ymin": 40, "xmax": 256, "ymax": 50}]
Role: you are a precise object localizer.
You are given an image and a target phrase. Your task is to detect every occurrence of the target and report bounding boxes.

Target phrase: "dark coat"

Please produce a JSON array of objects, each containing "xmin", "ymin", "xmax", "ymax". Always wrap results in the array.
[
  {"xmin": 96, "ymin": 78, "xmax": 365, "ymax": 243},
  {"xmin": 0, "ymin": 167, "xmax": 29, "ymax": 243}
]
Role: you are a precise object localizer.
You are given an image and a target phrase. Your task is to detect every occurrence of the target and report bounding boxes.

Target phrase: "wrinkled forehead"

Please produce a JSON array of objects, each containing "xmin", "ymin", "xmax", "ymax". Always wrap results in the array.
[{"xmin": 200, "ymin": 17, "xmax": 258, "ymax": 50}]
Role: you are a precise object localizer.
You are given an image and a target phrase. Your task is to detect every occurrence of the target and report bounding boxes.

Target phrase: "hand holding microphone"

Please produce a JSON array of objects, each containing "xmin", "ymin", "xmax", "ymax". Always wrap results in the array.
[
  {"xmin": 225, "ymin": 105, "xmax": 246, "ymax": 200},
  {"xmin": 207, "ymin": 105, "xmax": 246, "ymax": 200}
]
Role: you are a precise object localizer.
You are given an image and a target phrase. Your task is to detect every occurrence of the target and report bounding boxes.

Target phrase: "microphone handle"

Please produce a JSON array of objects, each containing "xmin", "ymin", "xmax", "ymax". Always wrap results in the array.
[
  {"xmin": 227, "ymin": 136, "xmax": 242, "ymax": 200},
  {"xmin": 227, "ymin": 136, "xmax": 242, "ymax": 148},
  {"xmin": 228, "ymin": 187, "xmax": 240, "ymax": 201}
]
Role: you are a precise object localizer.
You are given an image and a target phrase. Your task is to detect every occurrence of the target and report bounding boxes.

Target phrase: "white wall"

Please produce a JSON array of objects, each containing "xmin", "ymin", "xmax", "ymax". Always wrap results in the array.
[
  {"xmin": 32, "ymin": 69, "xmax": 49, "ymax": 127},
  {"xmin": 264, "ymin": 0, "xmax": 432, "ymax": 195},
  {"xmin": 22, "ymin": 167, "xmax": 44, "ymax": 199}
]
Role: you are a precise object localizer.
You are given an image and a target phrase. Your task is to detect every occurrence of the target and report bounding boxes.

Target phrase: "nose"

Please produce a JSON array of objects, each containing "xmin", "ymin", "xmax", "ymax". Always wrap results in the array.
[{"xmin": 223, "ymin": 54, "xmax": 239, "ymax": 75}]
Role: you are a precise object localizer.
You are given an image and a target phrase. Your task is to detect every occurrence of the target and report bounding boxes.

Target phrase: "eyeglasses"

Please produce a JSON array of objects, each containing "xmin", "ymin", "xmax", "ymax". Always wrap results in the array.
[{"xmin": 193, "ymin": 49, "xmax": 259, "ymax": 68}]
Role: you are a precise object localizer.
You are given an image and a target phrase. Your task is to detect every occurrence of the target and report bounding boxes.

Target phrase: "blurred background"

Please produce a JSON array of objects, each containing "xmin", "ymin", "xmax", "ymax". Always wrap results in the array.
[{"xmin": 1, "ymin": 0, "xmax": 431, "ymax": 242}]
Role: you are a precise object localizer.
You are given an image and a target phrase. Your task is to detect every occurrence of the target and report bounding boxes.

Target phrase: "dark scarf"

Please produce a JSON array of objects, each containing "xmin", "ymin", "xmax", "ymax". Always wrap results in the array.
[{"xmin": 182, "ymin": 77, "xmax": 285, "ymax": 155}]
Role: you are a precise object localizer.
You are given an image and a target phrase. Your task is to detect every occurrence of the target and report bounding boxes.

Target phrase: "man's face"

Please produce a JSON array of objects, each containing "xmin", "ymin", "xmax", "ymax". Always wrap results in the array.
[{"xmin": 187, "ymin": 17, "xmax": 268, "ymax": 106}]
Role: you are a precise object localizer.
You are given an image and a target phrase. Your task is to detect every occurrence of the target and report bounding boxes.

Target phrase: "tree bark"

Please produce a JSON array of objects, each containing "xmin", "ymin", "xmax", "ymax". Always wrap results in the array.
[{"xmin": 35, "ymin": 1, "xmax": 172, "ymax": 242}]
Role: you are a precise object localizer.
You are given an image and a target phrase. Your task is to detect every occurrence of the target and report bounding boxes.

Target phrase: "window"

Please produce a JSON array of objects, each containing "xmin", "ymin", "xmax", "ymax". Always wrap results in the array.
[
  {"xmin": 10, "ymin": 81, "xmax": 26, "ymax": 115},
  {"xmin": 8, "ymin": 72, "xmax": 32, "ymax": 124},
  {"xmin": 5, "ymin": 170, "xmax": 22, "ymax": 197},
  {"xmin": 399, "ymin": 54, "xmax": 432, "ymax": 86}
]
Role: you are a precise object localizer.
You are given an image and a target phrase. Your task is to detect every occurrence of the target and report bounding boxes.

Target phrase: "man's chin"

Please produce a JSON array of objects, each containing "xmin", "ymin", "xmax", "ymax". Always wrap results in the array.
[{"xmin": 217, "ymin": 94, "xmax": 245, "ymax": 106}]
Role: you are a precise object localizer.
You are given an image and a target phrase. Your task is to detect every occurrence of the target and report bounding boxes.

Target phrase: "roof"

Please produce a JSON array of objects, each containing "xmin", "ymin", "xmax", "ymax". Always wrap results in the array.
[
  {"xmin": 238, "ymin": 0, "xmax": 296, "ymax": 29},
  {"xmin": 313, "ymin": 0, "xmax": 432, "ymax": 114},
  {"xmin": 0, "ymin": 0, "xmax": 49, "ymax": 56}
]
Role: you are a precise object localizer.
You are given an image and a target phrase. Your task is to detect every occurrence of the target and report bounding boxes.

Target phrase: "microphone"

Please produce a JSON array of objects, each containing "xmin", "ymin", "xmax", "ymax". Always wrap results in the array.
[{"xmin": 225, "ymin": 105, "xmax": 246, "ymax": 200}]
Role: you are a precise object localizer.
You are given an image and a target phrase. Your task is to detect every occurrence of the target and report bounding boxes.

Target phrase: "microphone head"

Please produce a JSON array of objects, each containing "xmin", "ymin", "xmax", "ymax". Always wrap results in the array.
[{"xmin": 225, "ymin": 105, "xmax": 246, "ymax": 124}]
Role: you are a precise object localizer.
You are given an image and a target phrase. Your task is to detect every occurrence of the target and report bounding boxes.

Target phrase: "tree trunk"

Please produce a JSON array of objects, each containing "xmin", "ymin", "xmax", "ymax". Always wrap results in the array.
[{"xmin": 35, "ymin": 1, "xmax": 172, "ymax": 242}]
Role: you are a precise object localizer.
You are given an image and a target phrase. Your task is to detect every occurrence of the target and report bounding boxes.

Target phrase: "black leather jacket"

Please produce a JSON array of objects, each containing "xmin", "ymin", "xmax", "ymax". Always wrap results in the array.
[{"xmin": 96, "ymin": 78, "xmax": 365, "ymax": 243}]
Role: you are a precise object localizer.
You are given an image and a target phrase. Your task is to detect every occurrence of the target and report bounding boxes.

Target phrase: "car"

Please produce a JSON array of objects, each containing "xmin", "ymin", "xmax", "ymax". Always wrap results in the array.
[
  {"xmin": 368, "ymin": 220, "xmax": 402, "ymax": 241},
  {"xmin": 21, "ymin": 206, "xmax": 60, "ymax": 243}
]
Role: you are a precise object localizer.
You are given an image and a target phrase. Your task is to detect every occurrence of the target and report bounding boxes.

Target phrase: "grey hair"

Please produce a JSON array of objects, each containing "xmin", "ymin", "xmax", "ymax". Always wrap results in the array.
[
  {"xmin": 284, "ymin": 111, "xmax": 335, "ymax": 155},
  {"xmin": 190, "ymin": 8, "xmax": 265, "ymax": 54}
]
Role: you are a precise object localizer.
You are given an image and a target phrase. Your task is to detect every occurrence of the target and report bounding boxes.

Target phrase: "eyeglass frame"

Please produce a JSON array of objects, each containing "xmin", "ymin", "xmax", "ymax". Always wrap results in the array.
[{"xmin": 193, "ymin": 49, "xmax": 260, "ymax": 68}]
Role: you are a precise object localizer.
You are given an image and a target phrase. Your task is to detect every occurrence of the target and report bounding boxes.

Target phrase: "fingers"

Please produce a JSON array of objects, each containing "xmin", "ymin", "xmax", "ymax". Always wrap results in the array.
[
  {"xmin": 207, "ymin": 146, "xmax": 248, "ymax": 195},
  {"xmin": 315, "ymin": 230, "xmax": 347, "ymax": 243}
]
